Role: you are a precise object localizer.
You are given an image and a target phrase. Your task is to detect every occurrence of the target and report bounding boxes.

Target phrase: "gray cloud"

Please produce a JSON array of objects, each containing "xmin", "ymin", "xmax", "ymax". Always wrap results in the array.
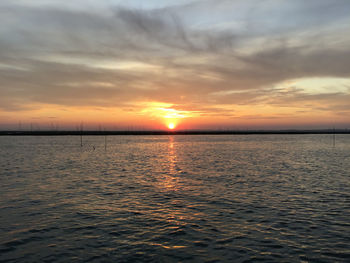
[{"xmin": 0, "ymin": 0, "xmax": 350, "ymax": 126}]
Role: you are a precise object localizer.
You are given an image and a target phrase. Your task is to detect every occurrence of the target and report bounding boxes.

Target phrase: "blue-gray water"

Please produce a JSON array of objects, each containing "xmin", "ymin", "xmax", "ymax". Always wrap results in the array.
[{"xmin": 0, "ymin": 135, "xmax": 349, "ymax": 262}]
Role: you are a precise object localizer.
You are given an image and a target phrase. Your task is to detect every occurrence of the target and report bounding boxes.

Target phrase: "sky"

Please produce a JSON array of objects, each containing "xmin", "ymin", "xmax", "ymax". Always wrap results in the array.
[{"xmin": 1, "ymin": 0, "xmax": 350, "ymax": 130}]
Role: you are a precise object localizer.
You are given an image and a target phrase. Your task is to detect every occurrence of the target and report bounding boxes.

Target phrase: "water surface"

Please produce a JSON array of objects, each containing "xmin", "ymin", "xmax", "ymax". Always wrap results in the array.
[{"xmin": 0, "ymin": 135, "xmax": 349, "ymax": 262}]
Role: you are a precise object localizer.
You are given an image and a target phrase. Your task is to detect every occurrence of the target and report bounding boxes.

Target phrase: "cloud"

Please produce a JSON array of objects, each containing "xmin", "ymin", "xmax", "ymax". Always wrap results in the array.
[{"xmin": 0, "ymin": 0, "xmax": 350, "ymax": 126}]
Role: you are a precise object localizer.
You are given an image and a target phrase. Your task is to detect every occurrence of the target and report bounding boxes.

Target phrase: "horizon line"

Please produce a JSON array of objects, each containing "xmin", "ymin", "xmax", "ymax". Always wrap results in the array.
[{"xmin": 1, "ymin": 129, "xmax": 349, "ymax": 136}]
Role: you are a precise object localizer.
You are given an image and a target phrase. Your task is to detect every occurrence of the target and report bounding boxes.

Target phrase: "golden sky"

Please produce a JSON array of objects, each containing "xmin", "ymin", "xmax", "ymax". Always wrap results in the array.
[{"xmin": 1, "ymin": 0, "xmax": 350, "ymax": 130}]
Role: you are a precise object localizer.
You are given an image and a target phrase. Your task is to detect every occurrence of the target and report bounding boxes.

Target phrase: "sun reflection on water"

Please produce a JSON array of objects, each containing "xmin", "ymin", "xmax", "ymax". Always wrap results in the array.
[
  {"xmin": 159, "ymin": 136, "xmax": 179, "ymax": 191},
  {"xmin": 168, "ymin": 136, "xmax": 176, "ymax": 174}
]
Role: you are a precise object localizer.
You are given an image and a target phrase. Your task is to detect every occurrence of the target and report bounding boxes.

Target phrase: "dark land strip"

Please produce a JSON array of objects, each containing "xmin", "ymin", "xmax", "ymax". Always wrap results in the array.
[{"xmin": 0, "ymin": 130, "xmax": 349, "ymax": 136}]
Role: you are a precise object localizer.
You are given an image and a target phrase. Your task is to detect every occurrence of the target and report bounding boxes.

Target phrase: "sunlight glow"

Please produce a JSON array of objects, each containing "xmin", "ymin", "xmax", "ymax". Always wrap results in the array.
[
  {"xmin": 161, "ymin": 108, "xmax": 188, "ymax": 119},
  {"xmin": 139, "ymin": 102, "xmax": 200, "ymax": 129}
]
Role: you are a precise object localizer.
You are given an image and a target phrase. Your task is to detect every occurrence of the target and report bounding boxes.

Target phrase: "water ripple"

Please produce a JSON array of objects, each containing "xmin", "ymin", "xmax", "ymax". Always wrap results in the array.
[{"xmin": 0, "ymin": 135, "xmax": 349, "ymax": 262}]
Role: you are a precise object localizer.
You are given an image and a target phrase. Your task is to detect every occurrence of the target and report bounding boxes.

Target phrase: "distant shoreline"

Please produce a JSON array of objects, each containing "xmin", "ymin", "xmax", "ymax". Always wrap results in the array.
[{"xmin": 0, "ymin": 130, "xmax": 349, "ymax": 136}]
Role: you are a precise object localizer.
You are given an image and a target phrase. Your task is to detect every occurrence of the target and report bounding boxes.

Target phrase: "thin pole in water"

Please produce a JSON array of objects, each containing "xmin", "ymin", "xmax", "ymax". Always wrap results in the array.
[
  {"xmin": 80, "ymin": 122, "xmax": 83, "ymax": 147},
  {"xmin": 333, "ymin": 127, "xmax": 335, "ymax": 147},
  {"xmin": 104, "ymin": 128, "xmax": 107, "ymax": 151}
]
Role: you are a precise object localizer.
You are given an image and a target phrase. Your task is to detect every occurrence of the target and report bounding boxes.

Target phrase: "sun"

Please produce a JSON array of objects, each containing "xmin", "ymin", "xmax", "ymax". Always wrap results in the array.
[{"xmin": 168, "ymin": 123, "xmax": 175, "ymax": 130}]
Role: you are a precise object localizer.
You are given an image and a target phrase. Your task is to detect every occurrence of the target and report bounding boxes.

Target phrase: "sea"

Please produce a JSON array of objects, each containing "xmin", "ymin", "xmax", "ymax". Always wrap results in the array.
[{"xmin": 0, "ymin": 135, "xmax": 349, "ymax": 262}]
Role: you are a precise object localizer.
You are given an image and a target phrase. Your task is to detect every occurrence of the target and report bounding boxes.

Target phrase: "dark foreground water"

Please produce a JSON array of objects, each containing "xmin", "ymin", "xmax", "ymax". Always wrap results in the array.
[{"xmin": 0, "ymin": 135, "xmax": 349, "ymax": 262}]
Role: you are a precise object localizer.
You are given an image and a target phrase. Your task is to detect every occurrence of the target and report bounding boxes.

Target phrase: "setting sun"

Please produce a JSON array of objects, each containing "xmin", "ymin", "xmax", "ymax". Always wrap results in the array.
[{"xmin": 168, "ymin": 123, "xmax": 175, "ymax": 129}]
